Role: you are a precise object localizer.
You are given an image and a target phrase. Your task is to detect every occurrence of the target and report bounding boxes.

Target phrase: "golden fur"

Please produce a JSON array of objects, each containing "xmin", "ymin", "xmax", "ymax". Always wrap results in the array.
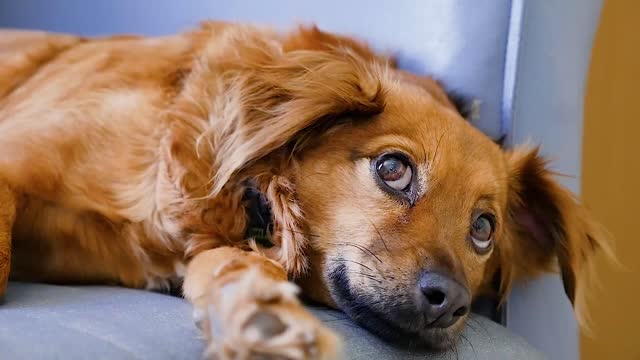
[{"xmin": 0, "ymin": 23, "xmax": 605, "ymax": 358}]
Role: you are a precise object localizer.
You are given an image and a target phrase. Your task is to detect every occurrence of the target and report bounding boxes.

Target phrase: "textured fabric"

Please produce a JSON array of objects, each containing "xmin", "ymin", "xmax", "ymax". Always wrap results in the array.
[
  {"xmin": 0, "ymin": 282, "xmax": 543, "ymax": 359},
  {"xmin": 0, "ymin": 283, "xmax": 204, "ymax": 360}
]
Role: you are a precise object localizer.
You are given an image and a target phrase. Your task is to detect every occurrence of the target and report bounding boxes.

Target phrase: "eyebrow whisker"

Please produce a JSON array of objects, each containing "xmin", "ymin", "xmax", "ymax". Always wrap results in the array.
[{"xmin": 431, "ymin": 131, "xmax": 446, "ymax": 167}]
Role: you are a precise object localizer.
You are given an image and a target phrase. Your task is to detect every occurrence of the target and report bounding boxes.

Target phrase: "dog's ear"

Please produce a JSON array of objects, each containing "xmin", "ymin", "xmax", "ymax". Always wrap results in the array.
[
  {"xmin": 499, "ymin": 146, "xmax": 608, "ymax": 324},
  {"xmin": 207, "ymin": 27, "xmax": 386, "ymax": 194},
  {"xmin": 282, "ymin": 25, "xmax": 391, "ymax": 64}
]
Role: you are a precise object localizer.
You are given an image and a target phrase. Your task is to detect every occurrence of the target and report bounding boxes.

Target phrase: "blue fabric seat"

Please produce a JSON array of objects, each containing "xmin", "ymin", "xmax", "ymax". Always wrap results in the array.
[{"xmin": 0, "ymin": 282, "xmax": 542, "ymax": 359}]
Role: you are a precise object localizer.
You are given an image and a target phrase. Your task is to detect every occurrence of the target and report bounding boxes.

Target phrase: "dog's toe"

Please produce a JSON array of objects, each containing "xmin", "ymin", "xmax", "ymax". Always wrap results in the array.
[
  {"xmin": 239, "ymin": 304, "xmax": 323, "ymax": 360},
  {"xmin": 201, "ymin": 267, "xmax": 341, "ymax": 360}
]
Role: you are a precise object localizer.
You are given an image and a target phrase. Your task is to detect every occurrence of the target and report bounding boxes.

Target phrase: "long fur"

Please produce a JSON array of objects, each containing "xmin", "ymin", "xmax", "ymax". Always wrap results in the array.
[{"xmin": 0, "ymin": 23, "xmax": 607, "ymax": 351}]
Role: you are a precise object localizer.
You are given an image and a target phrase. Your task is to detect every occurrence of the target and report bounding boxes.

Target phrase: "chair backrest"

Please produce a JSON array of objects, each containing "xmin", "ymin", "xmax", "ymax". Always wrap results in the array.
[
  {"xmin": 0, "ymin": 1, "xmax": 603, "ymax": 358},
  {"xmin": 499, "ymin": 2, "xmax": 602, "ymax": 360}
]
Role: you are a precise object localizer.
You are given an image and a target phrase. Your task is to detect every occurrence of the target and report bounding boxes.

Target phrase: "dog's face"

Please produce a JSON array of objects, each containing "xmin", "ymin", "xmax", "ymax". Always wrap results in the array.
[
  {"xmin": 213, "ymin": 26, "xmax": 605, "ymax": 348},
  {"xmin": 292, "ymin": 81, "xmax": 506, "ymax": 347},
  {"xmin": 289, "ymin": 77, "xmax": 605, "ymax": 347}
]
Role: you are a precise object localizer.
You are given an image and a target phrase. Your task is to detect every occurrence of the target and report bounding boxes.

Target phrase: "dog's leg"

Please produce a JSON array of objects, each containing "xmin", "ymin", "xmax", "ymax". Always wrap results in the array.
[
  {"xmin": 183, "ymin": 247, "xmax": 340, "ymax": 360},
  {"xmin": 0, "ymin": 179, "xmax": 16, "ymax": 299}
]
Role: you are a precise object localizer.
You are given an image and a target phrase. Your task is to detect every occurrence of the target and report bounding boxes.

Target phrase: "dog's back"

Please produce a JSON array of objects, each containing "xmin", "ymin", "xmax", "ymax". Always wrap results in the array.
[
  {"xmin": 0, "ymin": 30, "xmax": 81, "ymax": 100},
  {"xmin": 0, "ymin": 30, "xmax": 80, "ymax": 293},
  {"xmin": 0, "ymin": 29, "xmax": 199, "ymax": 286}
]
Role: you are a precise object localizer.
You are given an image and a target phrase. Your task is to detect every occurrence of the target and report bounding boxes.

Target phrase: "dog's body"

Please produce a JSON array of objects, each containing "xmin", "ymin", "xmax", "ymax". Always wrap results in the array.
[{"xmin": 0, "ymin": 23, "xmax": 604, "ymax": 359}]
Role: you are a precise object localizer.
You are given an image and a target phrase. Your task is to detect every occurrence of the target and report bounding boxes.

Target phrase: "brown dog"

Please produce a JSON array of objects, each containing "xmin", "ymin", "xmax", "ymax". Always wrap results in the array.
[{"xmin": 0, "ymin": 23, "xmax": 605, "ymax": 359}]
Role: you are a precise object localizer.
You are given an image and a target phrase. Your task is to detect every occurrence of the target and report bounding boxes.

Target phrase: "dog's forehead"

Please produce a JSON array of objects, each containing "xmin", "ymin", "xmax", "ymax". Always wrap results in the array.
[
  {"xmin": 380, "ymin": 87, "xmax": 501, "ymax": 161},
  {"xmin": 371, "ymin": 86, "xmax": 507, "ymax": 197}
]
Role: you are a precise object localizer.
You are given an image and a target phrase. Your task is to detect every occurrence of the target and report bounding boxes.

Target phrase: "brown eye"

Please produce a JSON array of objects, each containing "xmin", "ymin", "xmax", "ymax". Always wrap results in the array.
[
  {"xmin": 470, "ymin": 214, "xmax": 494, "ymax": 253},
  {"xmin": 376, "ymin": 155, "xmax": 413, "ymax": 191}
]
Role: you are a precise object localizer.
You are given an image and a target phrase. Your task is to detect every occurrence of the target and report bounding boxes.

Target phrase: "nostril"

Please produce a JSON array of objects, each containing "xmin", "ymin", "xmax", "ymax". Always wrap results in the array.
[
  {"xmin": 424, "ymin": 288, "xmax": 446, "ymax": 306},
  {"xmin": 453, "ymin": 306, "xmax": 469, "ymax": 317}
]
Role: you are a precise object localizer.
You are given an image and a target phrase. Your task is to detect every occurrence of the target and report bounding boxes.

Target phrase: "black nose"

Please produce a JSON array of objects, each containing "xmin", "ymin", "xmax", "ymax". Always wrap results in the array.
[{"xmin": 419, "ymin": 271, "xmax": 471, "ymax": 328}]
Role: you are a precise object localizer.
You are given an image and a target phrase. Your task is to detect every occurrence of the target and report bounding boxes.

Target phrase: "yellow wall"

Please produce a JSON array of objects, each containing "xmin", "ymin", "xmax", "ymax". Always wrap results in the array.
[{"xmin": 581, "ymin": 0, "xmax": 640, "ymax": 358}]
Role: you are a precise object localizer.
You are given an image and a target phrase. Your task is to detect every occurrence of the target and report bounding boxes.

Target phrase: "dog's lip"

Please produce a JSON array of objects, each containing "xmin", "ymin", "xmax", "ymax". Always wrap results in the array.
[
  {"xmin": 335, "ymin": 286, "xmax": 455, "ymax": 349},
  {"xmin": 328, "ymin": 263, "xmax": 455, "ymax": 349},
  {"xmin": 349, "ymin": 304, "xmax": 432, "ymax": 345}
]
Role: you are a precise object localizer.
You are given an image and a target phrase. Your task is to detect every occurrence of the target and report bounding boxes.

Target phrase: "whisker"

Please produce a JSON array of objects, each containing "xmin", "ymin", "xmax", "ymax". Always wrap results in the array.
[
  {"xmin": 327, "ymin": 241, "xmax": 383, "ymax": 263},
  {"xmin": 283, "ymin": 228, "xmax": 383, "ymax": 263},
  {"xmin": 467, "ymin": 316, "xmax": 491, "ymax": 337},
  {"xmin": 364, "ymin": 215, "xmax": 390, "ymax": 253},
  {"xmin": 422, "ymin": 140, "xmax": 430, "ymax": 164},
  {"xmin": 460, "ymin": 333, "xmax": 477, "ymax": 360},
  {"xmin": 465, "ymin": 320, "xmax": 482, "ymax": 337},
  {"xmin": 331, "ymin": 258, "xmax": 374, "ymax": 272},
  {"xmin": 451, "ymin": 336, "xmax": 460, "ymax": 360},
  {"xmin": 342, "ymin": 270, "xmax": 382, "ymax": 284},
  {"xmin": 432, "ymin": 131, "xmax": 446, "ymax": 166},
  {"xmin": 446, "ymin": 339, "xmax": 454, "ymax": 360}
]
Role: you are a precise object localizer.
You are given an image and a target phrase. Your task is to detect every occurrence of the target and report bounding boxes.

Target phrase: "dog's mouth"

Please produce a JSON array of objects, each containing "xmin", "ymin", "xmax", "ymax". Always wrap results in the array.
[{"xmin": 327, "ymin": 264, "xmax": 464, "ymax": 350}]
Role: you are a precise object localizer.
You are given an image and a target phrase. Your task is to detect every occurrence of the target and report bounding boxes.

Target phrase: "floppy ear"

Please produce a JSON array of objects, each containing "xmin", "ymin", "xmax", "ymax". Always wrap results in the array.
[
  {"xmin": 178, "ymin": 26, "xmax": 386, "ymax": 275},
  {"xmin": 499, "ymin": 147, "xmax": 608, "ymax": 324},
  {"xmin": 205, "ymin": 27, "xmax": 386, "ymax": 194}
]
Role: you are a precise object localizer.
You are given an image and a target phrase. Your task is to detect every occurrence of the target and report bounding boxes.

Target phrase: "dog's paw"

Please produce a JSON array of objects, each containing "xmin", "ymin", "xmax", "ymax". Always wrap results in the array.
[{"xmin": 199, "ymin": 266, "xmax": 341, "ymax": 360}]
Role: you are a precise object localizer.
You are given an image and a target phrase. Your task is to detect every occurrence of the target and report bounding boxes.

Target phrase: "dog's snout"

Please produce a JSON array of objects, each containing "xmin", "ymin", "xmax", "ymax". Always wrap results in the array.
[{"xmin": 419, "ymin": 272, "xmax": 470, "ymax": 328}]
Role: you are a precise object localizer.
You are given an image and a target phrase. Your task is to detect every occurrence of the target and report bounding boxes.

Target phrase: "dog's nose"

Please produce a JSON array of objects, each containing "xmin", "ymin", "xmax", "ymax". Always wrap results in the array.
[{"xmin": 419, "ymin": 272, "xmax": 470, "ymax": 328}]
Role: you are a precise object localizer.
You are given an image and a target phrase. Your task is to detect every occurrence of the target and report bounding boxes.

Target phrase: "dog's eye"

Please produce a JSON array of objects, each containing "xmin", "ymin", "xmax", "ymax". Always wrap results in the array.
[
  {"xmin": 376, "ymin": 155, "xmax": 413, "ymax": 191},
  {"xmin": 470, "ymin": 214, "xmax": 494, "ymax": 253}
]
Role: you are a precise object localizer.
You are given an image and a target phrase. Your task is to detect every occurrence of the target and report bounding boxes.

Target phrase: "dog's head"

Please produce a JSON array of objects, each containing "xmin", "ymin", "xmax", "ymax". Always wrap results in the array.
[{"xmin": 208, "ymin": 25, "xmax": 606, "ymax": 348}]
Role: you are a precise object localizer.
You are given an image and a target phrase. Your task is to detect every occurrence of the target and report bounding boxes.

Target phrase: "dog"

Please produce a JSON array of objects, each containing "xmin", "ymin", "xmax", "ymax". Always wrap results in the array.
[{"xmin": 0, "ymin": 22, "xmax": 606, "ymax": 359}]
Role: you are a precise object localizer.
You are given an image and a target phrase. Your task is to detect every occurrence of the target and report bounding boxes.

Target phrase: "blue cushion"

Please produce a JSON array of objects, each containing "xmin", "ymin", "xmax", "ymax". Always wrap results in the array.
[
  {"xmin": 0, "ymin": 282, "xmax": 543, "ymax": 359},
  {"xmin": 1, "ymin": 283, "xmax": 203, "ymax": 360}
]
